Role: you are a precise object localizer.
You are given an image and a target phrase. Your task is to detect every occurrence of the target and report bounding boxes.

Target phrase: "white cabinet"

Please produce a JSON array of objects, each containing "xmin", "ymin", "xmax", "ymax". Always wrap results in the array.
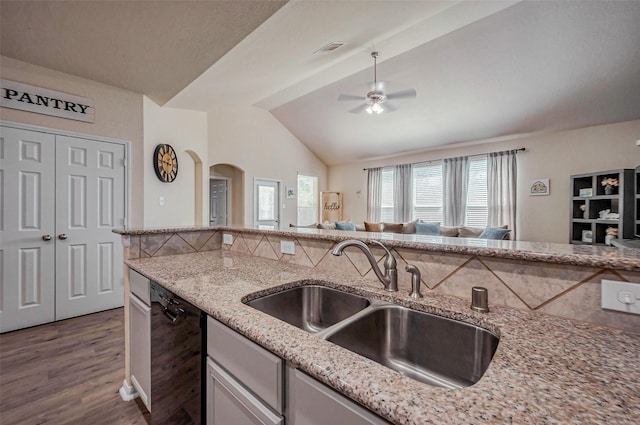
[
  {"xmin": 206, "ymin": 317, "xmax": 284, "ymax": 425},
  {"xmin": 288, "ymin": 367, "xmax": 391, "ymax": 425},
  {"xmin": 206, "ymin": 359, "xmax": 283, "ymax": 425},
  {"xmin": 129, "ymin": 269, "xmax": 151, "ymax": 410}
]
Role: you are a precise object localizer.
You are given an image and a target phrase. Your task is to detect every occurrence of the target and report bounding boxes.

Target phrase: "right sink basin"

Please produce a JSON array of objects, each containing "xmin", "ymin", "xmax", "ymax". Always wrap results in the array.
[{"xmin": 324, "ymin": 304, "xmax": 499, "ymax": 389}]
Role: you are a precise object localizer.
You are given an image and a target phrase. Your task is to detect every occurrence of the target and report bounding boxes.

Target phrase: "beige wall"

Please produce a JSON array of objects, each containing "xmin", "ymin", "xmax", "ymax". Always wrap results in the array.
[
  {"xmin": 0, "ymin": 56, "xmax": 145, "ymax": 227},
  {"xmin": 143, "ymin": 97, "xmax": 208, "ymax": 227},
  {"xmin": 329, "ymin": 119, "xmax": 640, "ymax": 243},
  {"xmin": 207, "ymin": 104, "xmax": 328, "ymax": 227}
]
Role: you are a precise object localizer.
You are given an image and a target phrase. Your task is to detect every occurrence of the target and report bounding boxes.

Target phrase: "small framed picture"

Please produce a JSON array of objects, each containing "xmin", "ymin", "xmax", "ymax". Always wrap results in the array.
[
  {"xmin": 286, "ymin": 186, "xmax": 295, "ymax": 199},
  {"xmin": 579, "ymin": 188, "xmax": 593, "ymax": 197},
  {"xmin": 581, "ymin": 230, "xmax": 593, "ymax": 243},
  {"xmin": 530, "ymin": 179, "xmax": 549, "ymax": 196}
]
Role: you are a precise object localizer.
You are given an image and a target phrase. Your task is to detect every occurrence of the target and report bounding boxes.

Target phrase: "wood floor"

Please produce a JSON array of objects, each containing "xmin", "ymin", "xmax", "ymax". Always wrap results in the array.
[{"xmin": 0, "ymin": 308, "xmax": 149, "ymax": 425}]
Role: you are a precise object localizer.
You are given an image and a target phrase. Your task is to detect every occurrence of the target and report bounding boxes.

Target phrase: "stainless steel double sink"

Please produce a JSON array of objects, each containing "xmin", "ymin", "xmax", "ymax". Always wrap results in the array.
[{"xmin": 244, "ymin": 284, "xmax": 499, "ymax": 389}]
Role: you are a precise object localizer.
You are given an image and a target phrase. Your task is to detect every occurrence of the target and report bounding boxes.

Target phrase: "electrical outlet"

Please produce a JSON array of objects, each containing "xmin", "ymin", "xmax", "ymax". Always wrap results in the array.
[
  {"xmin": 223, "ymin": 233, "xmax": 233, "ymax": 245},
  {"xmin": 601, "ymin": 279, "xmax": 640, "ymax": 314},
  {"xmin": 280, "ymin": 240, "xmax": 295, "ymax": 255}
]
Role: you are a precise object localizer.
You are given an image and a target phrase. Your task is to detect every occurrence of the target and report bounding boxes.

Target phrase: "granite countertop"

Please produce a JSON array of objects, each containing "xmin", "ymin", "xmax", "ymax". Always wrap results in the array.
[
  {"xmin": 126, "ymin": 250, "xmax": 640, "ymax": 425},
  {"xmin": 115, "ymin": 225, "xmax": 640, "ymax": 272}
]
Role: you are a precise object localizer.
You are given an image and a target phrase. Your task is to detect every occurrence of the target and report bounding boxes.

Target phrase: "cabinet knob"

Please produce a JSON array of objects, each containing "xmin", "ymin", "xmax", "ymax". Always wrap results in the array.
[
  {"xmin": 58, "ymin": 234, "xmax": 68, "ymax": 240},
  {"xmin": 42, "ymin": 234, "xmax": 52, "ymax": 241}
]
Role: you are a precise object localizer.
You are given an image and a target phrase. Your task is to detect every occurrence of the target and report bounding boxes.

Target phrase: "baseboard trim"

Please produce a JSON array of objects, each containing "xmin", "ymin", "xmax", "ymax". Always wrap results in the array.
[{"xmin": 119, "ymin": 379, "xmax": 139, "ymax": 401}]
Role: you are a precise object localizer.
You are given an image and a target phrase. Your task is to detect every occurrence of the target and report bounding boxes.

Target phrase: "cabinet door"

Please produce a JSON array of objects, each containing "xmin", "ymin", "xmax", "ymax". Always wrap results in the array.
[
  {"xmin": 288, "ymin": 367, "xmax": 390, "ymax": 425},
  {"xmin": 206, "ymin": 358, "xmax": 283, "ymax": 425},
  {"xmin": 0, "ymin": 127, "xmax": 56, "ymax": 333},
  {"xmin": 129, "ymin": 292, "xmax": 151, "ymax": 411}
]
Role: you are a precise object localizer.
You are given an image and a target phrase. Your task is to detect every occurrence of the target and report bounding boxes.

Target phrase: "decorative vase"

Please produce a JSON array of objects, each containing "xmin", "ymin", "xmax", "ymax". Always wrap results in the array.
[
  {"xmin": 604, "ymin": 185, "xmax": 613, "ymax": 195},
  {"xmin": 605, "ymin": 234, "xmax": 615, "ymax": 246},
  {"xmin": 583, "ymin": 211, "xmax": 588, "ymax": 219}
]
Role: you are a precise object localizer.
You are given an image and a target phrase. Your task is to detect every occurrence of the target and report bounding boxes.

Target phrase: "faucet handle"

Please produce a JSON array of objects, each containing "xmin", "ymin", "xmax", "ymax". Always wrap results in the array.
[
  {"xmin": 470, "ymin": 287, "xmax": 489, "ymax": 312},
  {"xmin": 406, "ymin": 264, "xmax": 423, "ymax": 298}
]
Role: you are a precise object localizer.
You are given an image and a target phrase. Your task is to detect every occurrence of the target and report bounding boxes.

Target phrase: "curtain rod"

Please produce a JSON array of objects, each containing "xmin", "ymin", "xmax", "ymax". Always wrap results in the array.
[{"xmin": 362, "ymin": 147, "xmax": 525, "ymax": 171}]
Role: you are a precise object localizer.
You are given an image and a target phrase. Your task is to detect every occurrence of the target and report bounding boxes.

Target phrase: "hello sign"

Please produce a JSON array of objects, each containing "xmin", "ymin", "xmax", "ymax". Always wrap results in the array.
[{"xmin": 0, "ymin": 79, "xmax": 95, "ymax": 123}]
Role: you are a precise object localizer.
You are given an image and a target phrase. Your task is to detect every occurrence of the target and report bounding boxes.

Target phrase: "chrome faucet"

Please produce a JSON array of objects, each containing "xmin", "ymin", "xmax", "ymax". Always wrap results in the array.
[{"xmin": 331, "ymin": 240, "xmax": 398, "ymax": 292}]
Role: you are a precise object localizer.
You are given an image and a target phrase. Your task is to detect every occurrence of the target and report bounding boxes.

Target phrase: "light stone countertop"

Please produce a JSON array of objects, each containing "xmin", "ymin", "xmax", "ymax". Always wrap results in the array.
[
  {"xmin": 126, "ymin": 249, "xmax": 640, "ymax": 425},
  {"xmin": 115, "ymin": 225, "xmax": 640, "ymax": 272}
]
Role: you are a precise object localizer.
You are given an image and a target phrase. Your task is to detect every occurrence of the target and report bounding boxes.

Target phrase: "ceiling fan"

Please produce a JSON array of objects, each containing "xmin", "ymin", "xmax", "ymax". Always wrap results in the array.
[{"xmin": 337, "ymin": 51, "xmax": 417, "ymax": 114}]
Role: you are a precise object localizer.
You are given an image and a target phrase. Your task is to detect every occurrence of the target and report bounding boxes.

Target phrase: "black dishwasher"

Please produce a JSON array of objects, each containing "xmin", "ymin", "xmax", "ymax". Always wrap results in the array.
[{"xmin": 150, "ymin": 281, "xmax": 206, "ymax": 424}]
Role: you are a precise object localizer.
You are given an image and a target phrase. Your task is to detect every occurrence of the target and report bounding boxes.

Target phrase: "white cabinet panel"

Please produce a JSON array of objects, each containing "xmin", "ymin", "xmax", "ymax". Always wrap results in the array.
[
  {"xmin": 129, "ymin": 289, "xmax": 151, "ymax": 411},
  {"xmin": 206, "ymin": 358, "xmax": 283, "ymax": 425},
  {"xmin": 288, "ymin": 367, "xmax": 390, "ymax": 425}
]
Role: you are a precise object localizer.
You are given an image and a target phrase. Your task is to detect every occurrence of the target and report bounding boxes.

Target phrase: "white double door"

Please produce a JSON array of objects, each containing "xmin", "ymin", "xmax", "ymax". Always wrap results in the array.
[{"xmin": 0, "ymin": 126, "xmax": 126, "ymax": 333}]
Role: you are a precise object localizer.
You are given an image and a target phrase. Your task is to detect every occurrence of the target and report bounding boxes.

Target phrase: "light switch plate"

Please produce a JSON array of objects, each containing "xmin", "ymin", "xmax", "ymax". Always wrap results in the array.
[
  {"xmin": 281, "ymin": 240, "xmax": 295, "ymax": 255},
  {"xmin": 601, "ymin": 279, "xmax": 640, "ymax": 314},
  {"xmin": 223, "ymin": 234, "xmax": 233, "ymax": 245}
]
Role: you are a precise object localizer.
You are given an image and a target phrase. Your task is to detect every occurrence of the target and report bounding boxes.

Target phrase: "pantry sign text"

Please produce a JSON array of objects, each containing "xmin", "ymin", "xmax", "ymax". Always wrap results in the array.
[{"xmin": 1, "ymin": 79, "xmax": 95, "ymax": 123}]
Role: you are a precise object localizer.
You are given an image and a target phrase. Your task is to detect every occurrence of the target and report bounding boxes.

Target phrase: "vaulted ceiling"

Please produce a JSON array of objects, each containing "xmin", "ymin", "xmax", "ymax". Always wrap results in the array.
[{"xmin": 2, "ymin": 1, "xmax": 640, "ymax": 166}]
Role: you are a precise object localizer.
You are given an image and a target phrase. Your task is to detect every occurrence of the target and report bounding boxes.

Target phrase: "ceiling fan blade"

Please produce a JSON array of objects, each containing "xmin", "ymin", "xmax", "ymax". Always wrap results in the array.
[
  {"xmin": 383, "ymin": 102, "xmax": 397, "ymax": 113},
  {"xmin": 337, "ymin": 94, "xmax": 363, "ymax": 102},
  {"xmin": 348, "ymin": 104, "xmax": 369, "ymax": 114},
  {"xmin": 386, "ymin": 88, "xmax": 417, "ymax": 100}
]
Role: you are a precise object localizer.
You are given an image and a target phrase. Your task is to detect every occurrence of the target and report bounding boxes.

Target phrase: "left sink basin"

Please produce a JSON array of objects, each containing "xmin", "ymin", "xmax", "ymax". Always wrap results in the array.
[{"xmin": 245, "ymin": 285, "xmax": 371, "ymax": 334}]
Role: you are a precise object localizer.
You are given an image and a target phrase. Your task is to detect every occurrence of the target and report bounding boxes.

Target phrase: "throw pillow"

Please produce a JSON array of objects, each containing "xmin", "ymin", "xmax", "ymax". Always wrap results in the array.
[
  {"xmin": 355, "ymin": 224, "xmax": 366, "ymax": 232},
  {"xmin": 382, "ymin": 222, "xmax": 404, "ymax": 233},
  {"xmin": 458, "ymin": 226, "xmax": 485, "ymax": 238},
  {"xmin": 335, "ymin": 221, "xmax": 356, "ymax": 231},
  {"xmin": 402, "ymin": 220, "xmax": 418, "ymax": 234},
  {"xmin": 318, "ymin": 222, "xmax": 336, "ymax": 230},
  {"xmin": 440, "ymin": 226, "xmax": 459, "ymax": 237},
  {"xmin": 478, "ymin": 227, "xmax": 512, "ymax": 240},
  {"xmin": 364, "ymin": 221, "xmax": 383, "ymax": 232},
  {"xmin": 415, "ymin": 222, "xmax": 441, "ymax": 235}
]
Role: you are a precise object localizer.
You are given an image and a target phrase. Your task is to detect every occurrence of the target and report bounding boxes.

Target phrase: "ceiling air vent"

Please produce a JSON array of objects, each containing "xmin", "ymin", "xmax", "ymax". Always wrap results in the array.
[{"xmin": 314, "ymin": 42, "xmax": 345, "ymax": 54}]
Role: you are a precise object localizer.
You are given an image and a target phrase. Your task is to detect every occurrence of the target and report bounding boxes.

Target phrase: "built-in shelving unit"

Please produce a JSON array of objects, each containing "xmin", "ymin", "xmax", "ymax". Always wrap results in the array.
[{"xmin": 570, "ymin": 169, "xmax": 634, "ymax": 245}]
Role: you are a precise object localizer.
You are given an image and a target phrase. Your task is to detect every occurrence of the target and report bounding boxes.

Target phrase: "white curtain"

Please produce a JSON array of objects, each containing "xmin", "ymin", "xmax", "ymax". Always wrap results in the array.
[
  {"xmin": 443, "ymin": 156, "xmax": 469, "ymax": 226},
  {"xmin": 367, "ymin": 167, "xmax": 382, "ymax": 222},
  {"xmin": 393, "ymin": 164, "xmax": 413, "ymax": 222},
  {"xmin": 488, "ymin": 150, "xmax": 518, "ymax": 238}
]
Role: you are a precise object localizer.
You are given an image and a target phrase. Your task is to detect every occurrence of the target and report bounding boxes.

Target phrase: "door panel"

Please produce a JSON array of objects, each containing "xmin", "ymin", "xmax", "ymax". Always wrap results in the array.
[
  {"xmin": 55, "ymin": 135, "xmax": 125, "ymax": 320},
  {"xmin": 210, "ymin": 179, "xmax": 228, "ymax": 226},
  {"xmin": 255, "ymin": 179, "xmax": 280, "ymax": 230},
  {"xmin": 0, "ymin": 127, "xmax": 56, "ymax": 332}
]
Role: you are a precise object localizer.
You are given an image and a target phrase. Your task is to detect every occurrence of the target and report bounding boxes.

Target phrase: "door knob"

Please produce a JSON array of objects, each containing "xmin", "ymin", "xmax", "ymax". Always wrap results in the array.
[
  {"xmin": 58, "ymin": 234, "xmax": 68, "ymax": 240},
  {"xmin": 42, "ymin": 234, "xmax": 52, "ymax": 241}
]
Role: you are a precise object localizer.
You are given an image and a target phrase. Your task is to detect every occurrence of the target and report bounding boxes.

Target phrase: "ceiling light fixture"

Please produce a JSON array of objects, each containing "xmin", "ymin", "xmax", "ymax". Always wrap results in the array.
[{"xmin": 366, "ymin": 52, "xmax": 385, "ymax": 114}]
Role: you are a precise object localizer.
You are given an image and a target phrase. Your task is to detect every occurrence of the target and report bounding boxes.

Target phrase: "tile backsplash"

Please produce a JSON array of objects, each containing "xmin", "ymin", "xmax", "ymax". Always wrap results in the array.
[{"xmin": 123, "ymin": 229, "xmax": 639, "ymax": 333}]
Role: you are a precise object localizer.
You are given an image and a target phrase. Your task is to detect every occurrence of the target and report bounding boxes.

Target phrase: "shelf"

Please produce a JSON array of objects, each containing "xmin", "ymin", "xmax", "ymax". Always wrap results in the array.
[{"xmin": 570, "ymin": 169, "xmax": 634, "ymax": 244}]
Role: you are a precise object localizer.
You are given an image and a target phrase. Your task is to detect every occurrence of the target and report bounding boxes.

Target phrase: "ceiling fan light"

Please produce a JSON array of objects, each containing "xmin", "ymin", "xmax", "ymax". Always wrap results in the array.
[
  {"xmin": 372, "ymin": 102, "xmax": 383, "ymax": 114},
  {"xmin": 366, "ymin": 105, "xmax": 373, "ymax": 114}
]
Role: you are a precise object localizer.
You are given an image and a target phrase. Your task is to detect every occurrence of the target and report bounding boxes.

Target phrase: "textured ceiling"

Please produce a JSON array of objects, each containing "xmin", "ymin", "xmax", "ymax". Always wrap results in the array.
[
  {"xmin": 0, "ymin": 0, "xmax": 286, "ymax": 105},
  {"xmin": 2, "ymin": 1, "xmax": 639, "ymax": 166}
]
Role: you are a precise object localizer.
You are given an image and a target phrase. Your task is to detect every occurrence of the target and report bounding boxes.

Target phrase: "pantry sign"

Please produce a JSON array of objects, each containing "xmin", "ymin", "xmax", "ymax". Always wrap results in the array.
[{"xmin": 0, "ymin": 79, "xmax": 95, "ymax": 123}]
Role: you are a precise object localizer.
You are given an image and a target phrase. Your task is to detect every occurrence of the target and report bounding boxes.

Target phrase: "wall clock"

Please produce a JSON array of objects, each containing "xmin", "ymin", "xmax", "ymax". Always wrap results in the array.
[{"xmin": 153, "ymin": 144, "xmax": 178, "ymax": 183}]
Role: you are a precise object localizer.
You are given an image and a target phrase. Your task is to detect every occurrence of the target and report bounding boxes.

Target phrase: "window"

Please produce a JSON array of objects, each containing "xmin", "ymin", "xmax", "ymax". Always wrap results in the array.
[
  {"xmin": 374, "ymin": 156, "xmax": 489, "ymax": 226},
  {"xmin": 465, "ymin": 156, "xmax": 488, "ymax": 227},
  {"xmin": 380, "ymin": 168, "xmax": 395, "ymax": 222},
  {"xmin": 412, "ymin": 162, "xmax": 443, "ymax": 223},
  {"xmin": 297, "ymin": 174, "xmax": 318, "ymax": 225}
]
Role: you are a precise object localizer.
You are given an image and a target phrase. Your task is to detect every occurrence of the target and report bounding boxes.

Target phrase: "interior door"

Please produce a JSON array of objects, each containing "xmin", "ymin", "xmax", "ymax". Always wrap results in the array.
[
  {"xmin": 0, "ymin": 127, "xmax": 56, "ymax": 332},
  {"xmin": 54, "ymin": 135, "xmax": 125, "ymax": 320},
  {"xmin": 255, "ymin": 179, "xmax": 280, "ymax": 230},
  {"xmin": 210, "ymin": 179, "xmax": 228, "ymax": 226}
]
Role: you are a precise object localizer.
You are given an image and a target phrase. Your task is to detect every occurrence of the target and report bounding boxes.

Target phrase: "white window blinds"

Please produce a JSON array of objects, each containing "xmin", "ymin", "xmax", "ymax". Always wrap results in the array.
[
  {"xmin": 412, "ymin": 162, "xmax": 443, "ymax": 223},
  {"xmin": 465, "ymin": 156, "xmax": 488, "ymax": 227},
  {"xmin": 380, "ymin": 168, "xmax": 395, "ymax": 222}
]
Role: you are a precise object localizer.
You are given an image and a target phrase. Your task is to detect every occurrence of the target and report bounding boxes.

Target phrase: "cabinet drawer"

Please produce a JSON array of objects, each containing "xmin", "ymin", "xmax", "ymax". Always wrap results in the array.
[
  {"xmin": 207, "ymin": 317, "xmax": 283, "ymax": 413},
  {"xmin": 206, "ymin": 358, "xmax": 283, "ymax": 425},
  {"xmin": 129, "ymin": 269, "xmax": 150, "ymax": 305}
]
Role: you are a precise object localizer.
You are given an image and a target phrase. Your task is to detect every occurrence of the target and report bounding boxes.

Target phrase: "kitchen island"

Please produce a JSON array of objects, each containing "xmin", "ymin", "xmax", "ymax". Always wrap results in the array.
[{"xmin": 124, "ymin": 242, "xmax": 640, "ymax": 425}]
